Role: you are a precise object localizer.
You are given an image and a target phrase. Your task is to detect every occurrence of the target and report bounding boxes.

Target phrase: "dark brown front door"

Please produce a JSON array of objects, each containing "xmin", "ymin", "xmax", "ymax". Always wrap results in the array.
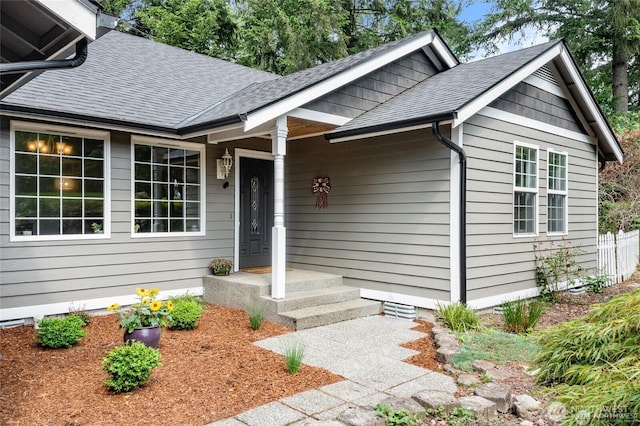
[{"xmin": 239, "ymin": 157, "xmax": 273, "ymax": 268}]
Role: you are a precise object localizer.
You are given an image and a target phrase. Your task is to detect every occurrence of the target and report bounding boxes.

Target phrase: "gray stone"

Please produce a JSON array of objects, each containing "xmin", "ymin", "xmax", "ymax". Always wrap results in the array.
[
  {"xmin": 519, "ymin": 421, "xmax": 534, "ymax": 426},
  {"xmin": 456, "ymin": 374, "xmax": 480, "ymax": 386},
  {"xmin": 513, "ymin": 394, "xmax": 542, "ymax": 418},
  {"xmin": 336, "ymin": 407, "xmax": 385, "ymax": 426},
  {"xmin": 545, "ymin": 401, "xmax": 568, "ymax": 423},
  {"xmin": 412, "ymin": 390, "xmax": 460, "ymax": 414},
  {"xmin": 436, "ymin": 346, "xmax": 459, "ymax": 363},
  {"xmin": 281, "ymin": 389, "xmax": 343, "ymax": 416},
  {"xmin": 430, "ymin": 326, "xmax": 446, "ymax": 336},
  {"xmin": 485, "ymin": 367, "xmax": 512, "ymax": 381},
  {"xmin": 236, "ymin": 401, "xmax": 306, "ymax": 426},
  {"xmin": 434, "ymin": 333, "xmax": 459, "ymax": 347},
  {"xmin": 458, "ymin": 396, "xmax": 497, "ymax": 421},
  {"xmin": 471, "ymin": 360, "xmax": 496, "ymax": 374},
  {"xmin": 474, "ymin": 383, "xmax": 512, "ymax": 413},
  {"xmin": 443, "ymin": 364, "xmax": 461, "ymax": 374},
  {"xmin": 378, "ymin": 396, "xmax": 425, "ymax": 415}
]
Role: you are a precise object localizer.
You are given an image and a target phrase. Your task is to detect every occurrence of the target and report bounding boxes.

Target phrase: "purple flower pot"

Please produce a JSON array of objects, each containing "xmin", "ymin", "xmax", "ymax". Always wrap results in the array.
[{"xmin": 124, "ymin": 325, "xmax": 161, "ymax": 348}]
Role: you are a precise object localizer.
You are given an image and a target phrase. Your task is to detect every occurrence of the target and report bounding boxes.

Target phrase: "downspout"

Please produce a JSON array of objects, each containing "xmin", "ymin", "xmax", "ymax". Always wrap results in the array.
[
  {"xmin": 0, "ymin": 38, "xmax": 88, "ymax": 75},
  {"xmin": 432, "ymin": 121, "xmax": 467, "ymax": 305}
]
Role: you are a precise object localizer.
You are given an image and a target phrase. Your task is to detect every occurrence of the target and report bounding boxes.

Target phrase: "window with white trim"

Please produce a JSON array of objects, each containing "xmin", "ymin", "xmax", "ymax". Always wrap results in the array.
[
  {"xmin": 513, "ymin": 143, "xmax": 538, "ymax": 236},
  {"xmin": 11, "ymin": 123, "xmax": 109, "ymax": 239},
  {"xmin": 547, "ymin": 150, "xmax": 568, "ymax": 234},
  {"xmin": 132, "ymin": 138, "xmax": 205, "ymax": 235}
]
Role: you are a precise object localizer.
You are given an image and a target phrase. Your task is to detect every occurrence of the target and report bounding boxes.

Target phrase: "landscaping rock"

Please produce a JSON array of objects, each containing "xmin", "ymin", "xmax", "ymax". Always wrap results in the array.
[
  {"xmin": 434, "ymin": 333, "xmax": 459, "ymax": 348},
  {"xmin": 485, "ymin": 367, "xmax": 512, "ymax": 381},
  {"xmin": 412, "ymin": 390, "xmax": 460, "ymax": 414},
  {"xmin": 337, "ymin": 407, "xmax": 385, "ymax": 426},
  {"xmin": 430, "ymin": 326, "xmax": 446, "ymax": 336},
  {"xmin": 377, "ymin": 396, "xmax": 424, "ymax": 415},
  {"xmin": 436, "ymin": 346, "xmax": 459, "ymax": 363},
  {"xmin": 519, "ymin": 421, "xmax": 534, "ymax": 426},
  {"xmin": 513, "ymin": 394, "xmax": 541, "ymax": 418},
  {"xmin": 474, "ymin": 383, "xmax": 512, "ymax": 413},
  {"xmin": 471, "ymin": 360, "xmax": 496, "ymax": 374},
  {"xmin": 443, "ymin": 364, "xmax": 461, "ymax": 375},
  {"xmin": 458, "ymin": 396, "xmax": 497, "ymax": 421},
  {"xmin": 544, "ymin": 401, "xmax": 568, "ymax": 423},
  {"xmin": 456, "ymin": 374, "xmax": 480, "ymax": 386}
]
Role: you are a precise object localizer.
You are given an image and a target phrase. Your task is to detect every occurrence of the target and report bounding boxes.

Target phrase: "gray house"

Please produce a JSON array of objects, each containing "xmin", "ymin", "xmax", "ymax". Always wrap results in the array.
[{"xmin": 0, "ymin": 29, "xmax": 622, "ymax": 324}]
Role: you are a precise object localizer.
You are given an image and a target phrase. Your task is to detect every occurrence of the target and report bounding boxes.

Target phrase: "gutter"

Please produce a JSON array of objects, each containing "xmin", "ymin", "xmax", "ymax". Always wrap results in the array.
[
  {"xmin": 0, "ymin": 38, "xmax": 88, "ymax": 75},
  {"xmin": 432, "ymin": 121, "xmax": 467, "ymax": 305}
]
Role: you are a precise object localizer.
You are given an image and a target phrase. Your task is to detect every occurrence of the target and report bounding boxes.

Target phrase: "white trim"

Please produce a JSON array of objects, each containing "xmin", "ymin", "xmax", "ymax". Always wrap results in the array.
[
  {"xmin": 130, "ymin": 135, "xmax": 206, "ymax": 238},
  {"xmin": 329, "ymin": 121, "xmax": 453, "ymax": 143},
  {"xmin": 243, "ymin": 32, "xmax": 453, "ymax": 131},
  {"xmin": 0, "ymin": 286, "xmax": 203, "ymax": 322},
  {"xmin": 36, "ymin": 0, "xmax": 98, "ymax": 40},
  {"xmin": 360, "ymin": 288, "xmax": 443, "ymax": 310},
  {"xmin": 450, "ymin": 123, "xmax": 462, "ymax": 302},
  {"xmin": 523, "ymin": 73, "xmax": 566, "ymax": 99},
  {"xmin": 288, "ymin": 108, "xmax": 351, "ymax": 126},
  {"xmin": 546, "ymin": 149, "xmax": 569, "ymax": 236},
  {"xmin": 206, "ymin": 120, "xmax": 275, "ymax": 144},
  {"xmin": 478, "ymin": 106, "xmax": 595, "ymax": 144},
  {"xmin": 558, "ymin": 48, "xmax": 623, "ymax": 163},
  {"xmin": 454, "ymin": 44, "xmax": 564, "ymax": 127},
  {"xmin": 431, "ymin": 36, "xmax": 458, "ymax": 68},
  {"xmin": 513, "ymin": 141, "xmax": 539, "ymax": 238},
  {"xmin": 9, "ymin": 120, "xmax": 111, "ymax": 242},
  {"xmin": 233, "ymin": 149, "xmax": 275, "ymax": 271}
]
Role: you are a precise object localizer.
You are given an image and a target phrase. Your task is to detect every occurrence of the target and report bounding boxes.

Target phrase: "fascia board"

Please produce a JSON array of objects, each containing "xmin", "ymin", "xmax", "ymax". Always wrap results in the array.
[
  {"xmin": 36, "ymin": 0, "xmax": 99, "ymax": 40},
  {"xmin": 243, "ymin": 31, "xmax": 440, "ymax": 131}
]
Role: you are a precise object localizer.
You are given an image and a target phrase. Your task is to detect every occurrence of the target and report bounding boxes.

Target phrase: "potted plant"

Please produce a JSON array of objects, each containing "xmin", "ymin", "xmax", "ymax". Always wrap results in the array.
[
  {"xmin": 107, "ymin": 287, "xmax": 174, "ymax": 348},
  {"xmin": 209, "ymin": 258, "xmax": 233, "ymax": 276}
]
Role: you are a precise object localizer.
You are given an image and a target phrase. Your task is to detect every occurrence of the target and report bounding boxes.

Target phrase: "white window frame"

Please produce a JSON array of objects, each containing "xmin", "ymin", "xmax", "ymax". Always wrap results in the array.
[
  {"xmin": 130, "ymin": 135, "xmax": 206, "ymax": 238},
  {"xmin": 9, "ymin": 121, "xmax": 111, "ymax": 242},
  {"xmin": 513, "ymin": 141, "xmax": 539, "ymax": 237},
  {"xmin": 547, "ymin": 149, "xmax": 569, "ymax": 235}
]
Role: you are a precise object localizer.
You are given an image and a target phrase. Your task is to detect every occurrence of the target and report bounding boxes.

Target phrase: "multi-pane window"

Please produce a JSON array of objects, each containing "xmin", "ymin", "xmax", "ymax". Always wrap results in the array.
[
  {"xmin": 12, "ymin": 124, "xmax": 108, "ymax": 239},
  {"xmin": 513, "ymin": 143, "xmax": 538, "ymax": 235},
  {"xmin": 547, "ymin": 150, "xmax": 568, "ymax": 234},
  {"xmin": 132, "ymin": 139, "xmax": 204, "ymax": 235}
]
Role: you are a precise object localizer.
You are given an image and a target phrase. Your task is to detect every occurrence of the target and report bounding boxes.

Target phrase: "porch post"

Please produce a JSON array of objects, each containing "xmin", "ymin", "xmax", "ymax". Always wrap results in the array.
[{"xmin": 271, "ymin": 116, "xmax": 288, "ymax": 299}]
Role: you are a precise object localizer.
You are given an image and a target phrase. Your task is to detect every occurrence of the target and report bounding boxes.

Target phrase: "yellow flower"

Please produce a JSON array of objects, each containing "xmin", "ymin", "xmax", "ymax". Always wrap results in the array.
[
  {"xmin": 141, "ymin": 296, "xmax": 151, "ymax": 304},
  {"xmin": 107, "ymin": 303, "xmax": 119, "ymax": 311},
  {"xmin": 135, "ymin": 287, "xmax": 147, "ymax": 297},
  {"xmin": 150, "ymin": 300, "xmax": 162, "ymax": 311},
  {"xmin": 149, "ymin": 288, "xmax": 160, "ymax": 296},
  {"xmin": 166, "ymin": 300, "xmax": 174, "ymax": 311}
]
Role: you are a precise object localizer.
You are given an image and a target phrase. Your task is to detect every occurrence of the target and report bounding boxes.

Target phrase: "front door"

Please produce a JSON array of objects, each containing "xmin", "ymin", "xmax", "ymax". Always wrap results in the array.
[{"xmin": 239, "ymin": 157, "xmax": 274, "ymax": 268}]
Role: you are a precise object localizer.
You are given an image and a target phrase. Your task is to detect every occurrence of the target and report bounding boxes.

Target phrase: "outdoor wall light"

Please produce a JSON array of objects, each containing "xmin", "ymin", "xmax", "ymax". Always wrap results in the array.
[{"xmin": 217, "ymin": 148, "xmax": 233, "ymax": 179}]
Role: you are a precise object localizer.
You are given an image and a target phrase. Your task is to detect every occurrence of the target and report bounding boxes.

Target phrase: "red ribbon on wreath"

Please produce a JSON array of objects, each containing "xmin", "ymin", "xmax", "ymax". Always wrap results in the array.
[{"xmin": 312, "ymin": 177, "xmax": 331, "ymax": 209}]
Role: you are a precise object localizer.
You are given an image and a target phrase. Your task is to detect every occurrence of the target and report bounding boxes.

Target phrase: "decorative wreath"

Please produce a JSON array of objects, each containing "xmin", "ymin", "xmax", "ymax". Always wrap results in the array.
[{"xmin": 312, "ymin": 177, "xmax": 331, "ymax": 209}]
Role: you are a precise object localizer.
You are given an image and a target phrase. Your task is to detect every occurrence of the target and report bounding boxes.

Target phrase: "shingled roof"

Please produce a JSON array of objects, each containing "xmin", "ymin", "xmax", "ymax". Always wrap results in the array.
[{"xmin": 326, "ymin": 40, "xmax": 562, "ymax": 139}]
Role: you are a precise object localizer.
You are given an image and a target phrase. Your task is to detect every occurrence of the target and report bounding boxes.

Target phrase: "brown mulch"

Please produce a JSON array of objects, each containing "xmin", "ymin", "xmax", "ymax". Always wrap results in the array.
[
  {"xmin": 401, "ymin": 320, "xmax": 445, "ymax": 372},
  {"xmin": 0, "ymin": 304, "xmax": 342, "ymax": 426}
]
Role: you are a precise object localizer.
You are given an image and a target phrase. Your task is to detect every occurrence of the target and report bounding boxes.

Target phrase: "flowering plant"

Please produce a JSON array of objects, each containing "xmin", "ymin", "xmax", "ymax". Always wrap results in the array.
[{"xmin": 107, "ymin": 288, "xmax": 174, "ymax": 333}]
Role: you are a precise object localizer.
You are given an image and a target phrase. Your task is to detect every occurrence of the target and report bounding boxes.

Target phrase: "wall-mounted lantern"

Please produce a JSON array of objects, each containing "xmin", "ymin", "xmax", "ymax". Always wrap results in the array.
[{"xmin": 217, "ymin": 148, "xmax": 233, "ymax": 179}]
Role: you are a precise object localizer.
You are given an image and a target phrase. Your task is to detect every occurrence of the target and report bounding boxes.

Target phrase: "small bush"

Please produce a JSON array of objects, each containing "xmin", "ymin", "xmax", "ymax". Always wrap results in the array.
[
  {"xmin": 36, "ymin": 315, "xmax": 87, "ymax": 348},
  {"xmin": 167, "ymin": 295, "xmax": 204, "ymax": 330},
  {"xmin": 68, "ymin": 303, "xmax": 91, "ymax": 326},
  {"xmin": 375, "ymin": 404, "xmax": 423, "ymax": 426},
  {"xmin": 437, "ymin": 302, "xmax": 480, "ymax": 332},
  {"xmin": 248, "ymin": 304, "xmax": 265, "ymax": 330},
  {"xmin": 500, "ymin": 298, "xmax": 545, "ymax": 333},
  {"xmin": 583, "ymin": 272, "xmax": 611, "ymax": 294},
  {"xmin": 283, "ymin": 340, "xmax": 306, "ymax": 374},
  {"xmin": 535, "ymin": 290, "xmax": 640, "ymax": 423},
  {"xmin": 102, "ymin": 341, "xmax": 161, "ymax": 392}
]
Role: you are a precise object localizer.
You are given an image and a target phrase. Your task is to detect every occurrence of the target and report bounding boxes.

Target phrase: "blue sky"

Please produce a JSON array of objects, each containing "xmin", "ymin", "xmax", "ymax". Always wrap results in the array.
[{"xmin": 458, "ymin": 1, "xmax": 494, "ymax": 24}]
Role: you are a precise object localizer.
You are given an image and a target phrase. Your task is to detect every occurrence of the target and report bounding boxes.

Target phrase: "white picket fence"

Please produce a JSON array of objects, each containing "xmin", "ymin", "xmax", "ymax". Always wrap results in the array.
[{"xmin": 598, "ymin": 229, "xmax": 640, "ymax": 284}]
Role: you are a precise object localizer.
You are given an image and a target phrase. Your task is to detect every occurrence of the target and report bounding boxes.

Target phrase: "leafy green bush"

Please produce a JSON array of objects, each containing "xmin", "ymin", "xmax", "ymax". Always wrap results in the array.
[
  {"xmin": 248, "ymin": 303, "xmax": 265, "ymax": 330},
  {"xmin": 534, "ymin": 290, "xmax": 640, "ymax": 424},
  {"xmin": 582, "ymin": 272, "xmax": 611, "ymax": 294},
  {"xmin": 36, "ymin": 315, "xmax": 87, "ymax": 348},
  {"xmin": 500, "ymin": 298, "xmax": 545, "ymax": 333},
  {"xmin": 102, "ymin": 342, "xmax": 161, "ymax": 392},
  {"xmin": 375, "ymin": 404, "xmax": 423, "ymax": 426},
  {"xmin": 167, "ymin": 295, "xmax": 204, "ymax": 330},
  {"xmin": 437, "ymin": 302, "xmax": 480, "ymax": 332},
  {"xmin": 283, "ymin": 340, "xmax": 306, "ymax": 374}
]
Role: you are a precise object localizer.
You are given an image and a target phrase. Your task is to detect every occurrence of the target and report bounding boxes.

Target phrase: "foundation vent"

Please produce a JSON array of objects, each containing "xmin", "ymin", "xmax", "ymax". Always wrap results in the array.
[{"xmin": 383, "ymin": 302, "xmax": 417, "ymax": 320}]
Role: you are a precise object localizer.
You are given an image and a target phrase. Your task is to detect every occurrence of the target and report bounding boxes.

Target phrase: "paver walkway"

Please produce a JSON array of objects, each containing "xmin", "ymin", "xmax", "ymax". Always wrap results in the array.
[{"xmin": 207, "ymin": 315, "xmax": 456, "ymax": 425}]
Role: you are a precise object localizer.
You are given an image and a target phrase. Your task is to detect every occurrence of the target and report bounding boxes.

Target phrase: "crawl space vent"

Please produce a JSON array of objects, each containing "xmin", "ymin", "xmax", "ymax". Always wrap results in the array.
[{"xmin": 384, "ymin": 302, "xmax": 417, "ymax": 320}]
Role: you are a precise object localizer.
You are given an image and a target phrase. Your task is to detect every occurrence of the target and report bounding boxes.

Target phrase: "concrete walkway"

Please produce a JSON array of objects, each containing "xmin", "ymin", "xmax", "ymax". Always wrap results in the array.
[{"xmin": 207, "ymin": 315, "xmax": 456, "ymax": 425}]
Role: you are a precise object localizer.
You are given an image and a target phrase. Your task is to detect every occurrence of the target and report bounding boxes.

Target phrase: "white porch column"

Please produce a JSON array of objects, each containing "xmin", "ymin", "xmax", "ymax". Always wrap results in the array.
[{"xmin": 271, "ymin": 116, "xmax": 288, "ymax": 299}]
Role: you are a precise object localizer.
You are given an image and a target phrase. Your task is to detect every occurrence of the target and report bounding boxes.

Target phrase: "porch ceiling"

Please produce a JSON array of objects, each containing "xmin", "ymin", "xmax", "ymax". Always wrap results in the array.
[{"xmin": 207, "ymin": 116, "xmax": 338, "ymax": 143}]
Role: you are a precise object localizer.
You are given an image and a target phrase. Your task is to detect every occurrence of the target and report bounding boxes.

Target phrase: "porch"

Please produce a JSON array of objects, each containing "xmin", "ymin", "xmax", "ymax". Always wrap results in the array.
[{"xmin": 203, "ymin": 269, "xmax": 381, "ymax": 330}]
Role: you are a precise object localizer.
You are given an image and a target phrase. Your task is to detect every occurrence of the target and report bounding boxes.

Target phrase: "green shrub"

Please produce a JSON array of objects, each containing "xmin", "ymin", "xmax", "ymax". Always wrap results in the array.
[
  {"xmin": 375, "ymin": 404, "xmax": 423, "ymax": 426},
  {"xmin": 437, "ymin": 302, "xmax": 480, "ymax": 332},
  {"xmin": 102, "ymin": 342, "xmax": 161, "ymax": 392},
  {"xmin": 500, "ymin": 298, "xmax": 545, "ymax": 333},
  {"xmin": 534, "ymin": 290, "xmax": 640, "ymax": 424},
  {"xmin": 582, "ymin": 272, "xmax": 611, "ymax": 294},
  {"xmin": 283, "ymin": 340, "xmax": 306, "ymax": 374},
  {"xmin": 534, "ymin": 240, "xmax": 584, "ymax": 302},
  {"xmin": 36, "ymin": 315, "xmax": 87, "ymax": 348},
  {"xmin": 167, "ymin": 295, "xmax": 204, "ymax": 330},
  {"xmin": 248, "ymin": 303, "xmax": 265, "ymax": 330}
]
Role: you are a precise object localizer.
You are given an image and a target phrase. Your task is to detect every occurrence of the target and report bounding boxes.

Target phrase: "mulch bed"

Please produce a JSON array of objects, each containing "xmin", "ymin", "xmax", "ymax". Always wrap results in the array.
[{"xmin": 0, "ymin": 304, "xmax": 342, "ymax": 426}]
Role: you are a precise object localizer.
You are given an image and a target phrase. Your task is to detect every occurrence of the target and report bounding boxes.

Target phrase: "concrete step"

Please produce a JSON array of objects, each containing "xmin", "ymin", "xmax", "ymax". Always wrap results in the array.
[
  {"xmin": 279, "ymin": 298, "xmax": 382, "ymax": 330},
  {"xmin": 282, "ymin": 270, "xmax": 343, "ymax": 292},
  {"xmin": 262, "ymin": 285, "xmax": 361, "ymax": 313}
]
